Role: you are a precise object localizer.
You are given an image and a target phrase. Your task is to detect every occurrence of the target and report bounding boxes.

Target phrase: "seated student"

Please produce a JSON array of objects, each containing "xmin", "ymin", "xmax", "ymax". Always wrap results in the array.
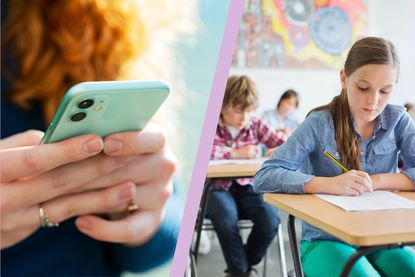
[
  {"xmin": 262, "ymin": 89, "xmax": 300, "ymax": 137},
  {"xmin": 208, "ymin": 75, "xmax": 286, "ymax": 277},
  {"xmin": 254, "ymin": 37, "xmax": 415, "ymax": 277}
]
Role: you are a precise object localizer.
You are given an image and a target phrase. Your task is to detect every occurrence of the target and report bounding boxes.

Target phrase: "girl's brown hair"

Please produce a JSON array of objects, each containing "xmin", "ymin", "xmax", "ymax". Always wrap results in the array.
[
  {"xmin": 310, "ymin": 37, "xmax": 399, "ymax": 170},
  {"xmin": 2, "ymin": 0, "xmax": 195, "ymax": 123},
  {"xmin": 222, "ymin": 75, "xmax": 259, "ymax": 112}
]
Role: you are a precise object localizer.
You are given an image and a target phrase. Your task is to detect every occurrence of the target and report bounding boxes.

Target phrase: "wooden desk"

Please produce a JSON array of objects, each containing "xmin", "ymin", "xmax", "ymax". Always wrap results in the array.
[
  {"xmin": 264, "ymin": 192, "xmax": 415, "ymax": 277},
  {"xmin": 206, "ymin": 161, "xmax": 262, "ymax": 178}
]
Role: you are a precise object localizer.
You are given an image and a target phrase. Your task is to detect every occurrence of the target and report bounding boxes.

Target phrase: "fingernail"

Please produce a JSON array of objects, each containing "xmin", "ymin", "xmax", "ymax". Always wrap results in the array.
[
  {"xmin": 77, "ymin": 217, "xmax": 92, "ymax": 231},
  {"xmin": 84, "ymin": 138, "xmax": 103, "ymax": 153},
  {"xmin": 104, "ymin": 139, "xmax": 123, "ymax": 154},
  {"xmin": 119, "ymin": 185, "xmax": 133, "ymax": 201}
]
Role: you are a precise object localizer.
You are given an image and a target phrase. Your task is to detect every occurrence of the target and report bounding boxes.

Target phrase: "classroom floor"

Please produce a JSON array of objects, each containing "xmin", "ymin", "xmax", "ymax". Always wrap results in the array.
[{"xmin": 195, "ymin": 211, "xmax": 301, "ymax": 277}]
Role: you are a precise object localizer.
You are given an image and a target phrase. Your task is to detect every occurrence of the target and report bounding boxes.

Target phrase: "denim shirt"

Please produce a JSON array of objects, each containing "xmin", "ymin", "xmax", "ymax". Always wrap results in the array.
[
  {"xmin": 261, "ymin": 109, "xmax": 300, "ymax": 131},
  {"xmin": 254, "ymin": 104, "xmax": 415, "ymax": 242}
]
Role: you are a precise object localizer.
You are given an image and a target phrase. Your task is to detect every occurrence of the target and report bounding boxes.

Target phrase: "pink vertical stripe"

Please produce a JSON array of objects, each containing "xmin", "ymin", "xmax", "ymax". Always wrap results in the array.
[{"xmin": 169, "ymin": 1, "xmax": 244, "ymax": 276}]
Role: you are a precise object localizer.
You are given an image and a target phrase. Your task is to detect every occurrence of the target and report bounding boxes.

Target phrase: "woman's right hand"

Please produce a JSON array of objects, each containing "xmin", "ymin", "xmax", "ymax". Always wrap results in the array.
[
  {"xmin": 330, "ymin": 170, "xmax": 373, "ymax": 195},
  {"xmin": 0, "ymin": 131, "xmax": 136, "ymax": 249}
]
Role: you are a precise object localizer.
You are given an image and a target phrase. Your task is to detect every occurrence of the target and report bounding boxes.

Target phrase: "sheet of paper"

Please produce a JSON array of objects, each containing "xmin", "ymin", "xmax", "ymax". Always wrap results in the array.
[
  {"xmin": 209, "ymin": 158, "xmax": 267, "ymax": 165},
  {"xmin": 315, "ymin": 191, "xmax": 415, "ymax": 212}
]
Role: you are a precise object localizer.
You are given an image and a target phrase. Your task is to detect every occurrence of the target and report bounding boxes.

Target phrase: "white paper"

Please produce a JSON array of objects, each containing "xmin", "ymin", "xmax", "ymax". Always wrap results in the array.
[
  {"xmin": 209, "ymin": 158, "xmax": 267, "ymax": 165},
  {"xmin": 315, "ymin": 191, "xmax": 415, "ymax": 212}
]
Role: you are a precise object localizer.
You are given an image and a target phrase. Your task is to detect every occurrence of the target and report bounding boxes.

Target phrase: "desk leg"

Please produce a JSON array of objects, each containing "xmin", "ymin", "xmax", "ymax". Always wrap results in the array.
[
  {"xmin": 193, "ymin": 180, "xmax": 212, "ymax": 263},
  {"xmin": 340, "ymin": 243, "xmax": 412, "ymax": 277},
  {"xmin": 288, "ymin": 215, "xmax": 303, "ymax": 277}
]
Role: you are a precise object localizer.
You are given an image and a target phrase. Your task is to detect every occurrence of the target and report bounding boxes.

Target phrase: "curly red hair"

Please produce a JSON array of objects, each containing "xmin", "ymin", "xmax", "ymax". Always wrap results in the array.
[{"xmin": 2, "ymin": 0, "xmax": 150, "ymax": 122}]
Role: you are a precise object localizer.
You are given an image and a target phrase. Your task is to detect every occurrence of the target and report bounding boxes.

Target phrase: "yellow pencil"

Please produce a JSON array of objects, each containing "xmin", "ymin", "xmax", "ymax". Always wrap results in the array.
[{"xmin": 323, "ymin": 150, "xmax": 350, "ymax": 172}]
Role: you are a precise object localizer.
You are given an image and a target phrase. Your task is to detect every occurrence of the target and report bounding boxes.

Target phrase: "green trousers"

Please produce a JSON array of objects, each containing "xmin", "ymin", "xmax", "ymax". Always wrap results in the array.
[{"xmin": 301, "ymin": 240, "xmax": 415, "ymax": 277}]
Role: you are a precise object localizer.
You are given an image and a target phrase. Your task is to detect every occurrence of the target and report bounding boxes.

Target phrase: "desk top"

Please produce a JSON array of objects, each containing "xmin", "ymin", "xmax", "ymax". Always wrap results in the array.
[
  {"xmin": 264, "ymin": 192, "xmax": 415, "ymax": 246},
  {"xmin": 206, "ymin": 161, "xmax": 262, "ymax": 178}
]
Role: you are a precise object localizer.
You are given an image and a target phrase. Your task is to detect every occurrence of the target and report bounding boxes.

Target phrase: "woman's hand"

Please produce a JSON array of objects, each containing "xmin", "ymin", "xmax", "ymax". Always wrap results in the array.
[
  {"xmin": 74, "ymin": 124, "xmax": 176, "ymax": 246},
  {"xmin": 1, "ymin": 131, "xmax": 134, "ymax": 249},
  {"xmin": 305, "ymin": 170, "xmax": 373, "ymax": 196}
]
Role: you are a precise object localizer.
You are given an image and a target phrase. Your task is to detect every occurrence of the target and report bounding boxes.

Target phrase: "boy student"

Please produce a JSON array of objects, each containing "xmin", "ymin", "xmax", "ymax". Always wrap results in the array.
[
  {"xmin": 208, "ymin": 75, "xmax": 286, "ymax": 277},
  {"xmin": 254, "ymin": 37, "xmax": 415, "ymax": 276}
]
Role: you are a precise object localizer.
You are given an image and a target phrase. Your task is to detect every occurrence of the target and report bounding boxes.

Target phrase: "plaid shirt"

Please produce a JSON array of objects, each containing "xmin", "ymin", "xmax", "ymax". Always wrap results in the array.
[{"xmin": 210, "ymin": 117, "xmax": 286, "ymax": 190}]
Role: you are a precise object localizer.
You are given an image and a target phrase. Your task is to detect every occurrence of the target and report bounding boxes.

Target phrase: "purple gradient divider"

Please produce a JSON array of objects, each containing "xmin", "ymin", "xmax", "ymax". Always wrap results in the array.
[{"xmin": 169, "ymin": 1, "xmax": 243, "ymax": 276}]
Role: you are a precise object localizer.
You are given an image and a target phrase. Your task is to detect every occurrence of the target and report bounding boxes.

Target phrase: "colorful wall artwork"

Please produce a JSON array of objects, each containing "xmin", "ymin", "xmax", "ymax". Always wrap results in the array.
[{"xmin": 232, "ymin": 0, "xmax": 368, "ymax": 69}]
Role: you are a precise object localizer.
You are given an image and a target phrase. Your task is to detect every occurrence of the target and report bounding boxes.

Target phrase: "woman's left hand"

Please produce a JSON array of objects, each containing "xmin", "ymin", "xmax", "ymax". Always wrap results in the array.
[{"xmin": 74, "ymin": 124, "xmax": 176, "ymax": 246}]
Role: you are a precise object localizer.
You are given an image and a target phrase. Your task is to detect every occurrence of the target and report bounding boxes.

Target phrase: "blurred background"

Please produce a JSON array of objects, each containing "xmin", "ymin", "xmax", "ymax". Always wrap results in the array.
[
  {"xmin": 125, "ymin": 1, "xmax": 230, "ymax": 276},
  {"xmin": 230, "ymin": 0, "xmax": 415, "ymax": 120}
]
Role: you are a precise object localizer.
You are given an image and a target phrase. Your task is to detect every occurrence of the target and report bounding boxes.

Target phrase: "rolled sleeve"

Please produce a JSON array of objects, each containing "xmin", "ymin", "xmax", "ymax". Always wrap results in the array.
[
  {"xmin": 211, "ymin": 145, "xmax": 232, "ymax": 159},
  {"xmin": 254, "ymin": 159, "xmax": 314, "ymax": 193}
]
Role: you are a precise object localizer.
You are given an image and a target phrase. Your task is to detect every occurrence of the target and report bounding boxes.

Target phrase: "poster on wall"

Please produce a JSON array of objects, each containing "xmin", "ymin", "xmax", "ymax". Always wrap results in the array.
[{"xmin": 232, "ymin": 0, "xmax": 368, "ymax": 69}]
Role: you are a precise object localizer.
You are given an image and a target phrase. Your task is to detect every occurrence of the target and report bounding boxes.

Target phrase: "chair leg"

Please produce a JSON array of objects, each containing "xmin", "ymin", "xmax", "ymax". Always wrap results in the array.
[
  {"xmin": 188, "ymin": 249, "xmax": 198, "ymax": 277},
  {"xmin": 288, "ymin": 215, "xmax": 303, "ymax": 277},
  {"xmin": 277, "ymin": 223, "xmax": 288, "ymax": 277},
  {"xmin": 193, "ymin": 180, "xmax": 213, "ymax": 263}
]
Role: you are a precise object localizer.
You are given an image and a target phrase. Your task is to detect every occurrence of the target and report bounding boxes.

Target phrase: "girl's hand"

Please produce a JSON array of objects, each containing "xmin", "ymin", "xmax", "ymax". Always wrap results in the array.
[
  {"xmin": 330, "ymin": 170, "xmax": 373, "ymax": 196},
  {"xmin": 231, "ymin": 145, "xmax": 259, "ymax": 159},
  {"xmin": 74, "ymin": 124, "xmax": 176, "ymax": 246},
  {"xmin": 0, "ymin": 131, "xmax": 134, "ymax": 249}
]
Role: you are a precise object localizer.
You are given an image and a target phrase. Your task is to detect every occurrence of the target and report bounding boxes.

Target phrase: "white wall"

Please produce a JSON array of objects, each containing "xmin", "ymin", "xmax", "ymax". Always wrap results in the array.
[{"xmin": 231, "ymin": 0, "xmax": 415, "ymax": 120}]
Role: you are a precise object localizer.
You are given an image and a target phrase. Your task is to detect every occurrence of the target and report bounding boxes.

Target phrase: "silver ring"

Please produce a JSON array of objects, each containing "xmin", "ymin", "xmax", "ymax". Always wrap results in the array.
[{"xmin": 38, "ymin": 205, "xmax": 59, "ymax": 228}]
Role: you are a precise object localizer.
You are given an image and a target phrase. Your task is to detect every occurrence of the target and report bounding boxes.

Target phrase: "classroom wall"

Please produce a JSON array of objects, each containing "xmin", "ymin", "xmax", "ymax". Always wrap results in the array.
[{"xmin": 230, "ymin": 0, "xmax": 415, "ymax": 120}]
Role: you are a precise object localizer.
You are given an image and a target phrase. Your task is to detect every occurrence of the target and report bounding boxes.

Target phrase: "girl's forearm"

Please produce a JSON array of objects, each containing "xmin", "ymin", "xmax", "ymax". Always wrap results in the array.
[
  {"xmin": 304, "ymin": 176, "xmax": 335, "ymax": 194},
  {"xmin": 371, "ymin": 173, "xmax": 415, "ymax": 191}
]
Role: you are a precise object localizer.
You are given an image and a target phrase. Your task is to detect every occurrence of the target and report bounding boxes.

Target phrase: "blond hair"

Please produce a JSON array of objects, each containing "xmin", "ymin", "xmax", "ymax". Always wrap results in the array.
[{"xmin": 222, "ymin": 75, "xmax": 259, "ymax": 112}]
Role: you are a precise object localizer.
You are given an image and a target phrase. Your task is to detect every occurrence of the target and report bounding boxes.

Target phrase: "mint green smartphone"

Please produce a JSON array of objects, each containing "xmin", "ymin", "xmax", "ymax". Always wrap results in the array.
[{"xmin": 40, "ymin": 80, "xmax": 169, "ymax": 144}]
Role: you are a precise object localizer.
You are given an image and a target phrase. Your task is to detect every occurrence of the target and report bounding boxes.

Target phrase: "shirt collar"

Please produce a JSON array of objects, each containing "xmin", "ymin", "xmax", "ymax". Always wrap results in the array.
[{"xmin": 349, "ymin": 110, "xmax": 388, "ymax": 137}]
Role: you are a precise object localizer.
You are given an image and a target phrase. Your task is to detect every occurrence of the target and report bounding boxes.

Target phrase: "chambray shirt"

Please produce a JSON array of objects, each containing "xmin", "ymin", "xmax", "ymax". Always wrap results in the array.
[
  {"xmin": 254, "ymin": 104, "xmax": 415, "ymax": 242},
  {"xmin": 261, "ymin": 109, "xmax": 300, "ymax": 131}
]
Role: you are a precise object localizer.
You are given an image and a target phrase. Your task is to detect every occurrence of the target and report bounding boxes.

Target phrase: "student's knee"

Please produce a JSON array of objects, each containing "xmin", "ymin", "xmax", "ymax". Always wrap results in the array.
[
  {"xmin": 254, "ymin": 206, "xmax": 280, "ymax": 236},
  {"xmin": 367, "ymin": 247, "xmax": 415, "ymax": 277},
  {"xmin": 301, "ymin": 241, "xmax": 380, "ymax": 277},
  {"xmin": 208, "ymin": 209, "xmax": 239, "ymax": 232},
  {"xmin": 259, "ymin": 204, "xmax": 280, "ymax": 227}
]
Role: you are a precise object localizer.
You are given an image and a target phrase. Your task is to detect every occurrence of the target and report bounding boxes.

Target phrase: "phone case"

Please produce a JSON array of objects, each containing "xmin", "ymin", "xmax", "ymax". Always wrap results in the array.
[{"xmin": 40, "ymin": 80, "xmax": 169, "ymax": 143}]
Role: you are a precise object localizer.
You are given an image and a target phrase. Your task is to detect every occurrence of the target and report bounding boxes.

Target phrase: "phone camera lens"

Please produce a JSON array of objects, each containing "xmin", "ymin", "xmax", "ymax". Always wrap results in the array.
[
  {"xmin": 78, "ymin": 99, "xmax": 94, "ymax": 109},
  {"xmin": 70, "ymin": 112, "xmax": 87, "ymax": 122}
]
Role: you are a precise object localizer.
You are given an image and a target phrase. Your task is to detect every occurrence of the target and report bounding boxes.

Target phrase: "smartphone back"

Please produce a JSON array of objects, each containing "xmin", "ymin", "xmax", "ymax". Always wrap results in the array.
[{"xmin": 41, "ymin": 80, "xmax": 169, "ymax": 143}]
